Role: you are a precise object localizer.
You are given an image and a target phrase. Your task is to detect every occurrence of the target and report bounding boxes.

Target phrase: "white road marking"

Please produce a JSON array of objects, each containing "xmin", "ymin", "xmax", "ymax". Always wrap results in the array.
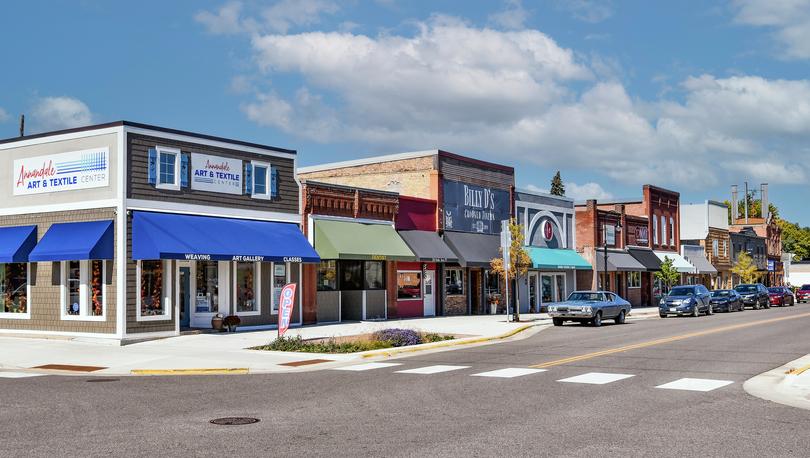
[
  {"xmin": 471, "ymin": 368, "xmax": 548, "ymax": 378},
  {"xmin": 332, "ymin": 362, "xmax": 402, "ymax": 372},
  {"xmin": 0, "ymin": 372, "xmax": 45, "ymax": 378},
  {"xmin": 557, "ymin": 372, "xmax": 636, "ymax": 385},
  {"xmin": 655, "ymin": 378, "xmax": 734, "ymax": 392},
  {"xmin": 396, "ymin": 365, "xmax": 470, "ymax": 375}
]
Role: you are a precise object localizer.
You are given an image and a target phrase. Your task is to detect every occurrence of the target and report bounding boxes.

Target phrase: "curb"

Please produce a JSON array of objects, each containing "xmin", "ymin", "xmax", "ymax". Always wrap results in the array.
[
  {"xmin": 786, "ymin": 363, "xmax": 810, "ymax": 377},
  {"xmin": 131, "ymin": 368, "xmax": 249, "ymax": 376}
]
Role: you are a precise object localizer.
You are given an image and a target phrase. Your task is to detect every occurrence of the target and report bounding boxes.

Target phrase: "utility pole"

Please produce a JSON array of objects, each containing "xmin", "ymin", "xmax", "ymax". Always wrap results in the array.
[{"xmin": 19, "ymin": 114, "xmax": 25, "ymax": 137}]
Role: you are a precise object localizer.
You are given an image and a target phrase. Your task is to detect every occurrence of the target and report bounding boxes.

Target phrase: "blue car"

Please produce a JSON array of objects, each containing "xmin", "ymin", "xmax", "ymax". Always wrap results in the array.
[
  {"xmin": 547, "ymin": 291, "xmax": 631, "ymax": 327},
  {"xmin": 659, "ymin": 285, "xmax": 713, "ymax": 317}
]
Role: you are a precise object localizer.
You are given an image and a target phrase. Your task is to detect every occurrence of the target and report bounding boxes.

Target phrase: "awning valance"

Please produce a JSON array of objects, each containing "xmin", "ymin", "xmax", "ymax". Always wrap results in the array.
[
  {"xmin": 132, "ymin": 211, "xmax": 319, "ymax": 262},
  {"xmin": 654, "ymin": 251, "xmax": 695, "ymax": 274},
  {"xmin": 0, "ymin": 225, "xmax": 37, "ymax": 263},
  {"xmin": 682, "ymin": 246, "xmax": 717, "ymax": 274},
  {"xmin": 313, "ymin": 219, "xmax": 415, "ymax": 261},
  {"xmin": 595, "ymin": 250, "xmax": 645, "ymax": 272},
  {"xmin": 398, "ymin": 230, "xmax": 457, "ymax": 262},
  {"xmin": 527, "ymin": 247, "xmax": 591, "ymax": 270},
  {"xmin": 29, "ymin": 220, "xmax": 113, "ymax": 262},
  {"xmin": 443, "ymin": 231, "xmax": 500, "ymax": 268},
  {"xmin": 627, "ymin": 247, "xmax": 662, "ymax": 271}
]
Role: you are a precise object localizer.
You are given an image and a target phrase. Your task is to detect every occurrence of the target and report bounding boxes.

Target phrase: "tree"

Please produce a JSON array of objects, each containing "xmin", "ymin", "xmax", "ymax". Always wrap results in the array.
[
  {"xmin": 654, "ymin": 256, "xmax": 680, "ymax": 291},
  {"xmin": 490, "ymin": 218, "xmax": 532, "ymax": 319},
  {"xmin": 731, "ymin": 252, "xmax": 761, "ymax": 284},
  {"xmin": 724, "ymin": 197, "xmax": 779, "ymax": 224},
  {"xmin": 550, "ymin": 171, "xmax": 565, "ymax": 196}
]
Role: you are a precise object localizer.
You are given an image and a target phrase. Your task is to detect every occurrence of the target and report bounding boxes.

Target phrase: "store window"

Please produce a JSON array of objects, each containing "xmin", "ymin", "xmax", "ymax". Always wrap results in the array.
[
  {"xmin": 397, "ymin": 271, "xmax": 422, "ymax": 300},
  {"xmin": 364, "ymin": 261, "xmax": 385, "ymax": 290},
  {"xmin": 195, "ymin": 260, "xmax": 218, "ymax": 313},
  {"xmin": 627, "ymin": 271, "xmax": 641, "ymax": 288},
  {"xmin": 339, "ymin": 260, "xmax": 364, "ymax": 290},
  {"xmin": 251, "ymin": 162, "xmax": 272, "ymax": 199},
  {"xmin": 139, "ymin": 260, "xmax": 168, "ymax": 319},
  {"xmin": 445, "ymin": 268, "xmax": 465, "ymax": 296},
  {"xmin": 62, "ymin": 260, "xmax": 105, "ymax": 319},
  {"xmin": 0, "ymin": 263, "xmax": 28, "ymax": 316},
  {"xmin": 317, "ymin": 260, "xmax": 337, "ymax": 291},
  {"xmin": 235, "ymin": 262, "xmax": 259, "ymax": 314},
  {"xmin": 156, "ymin": 147, "xmax": 180, "ymax": 190},
  {"xmin": 484, "ymin": 270, "xmax": 500, "ymax": 297},
  {"xmin": 273, "ymin": 263, "xmax": 287, "ymax": 313}
]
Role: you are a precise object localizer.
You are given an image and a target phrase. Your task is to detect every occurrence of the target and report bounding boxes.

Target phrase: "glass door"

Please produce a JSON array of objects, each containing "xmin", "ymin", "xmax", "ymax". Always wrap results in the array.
[
  {"xmin": 528, "ymin": 272, "xmax": 538, "ymax": 312},
  {"xmin": 178, "ymin": 262, "xmax": 191, "ymax": 328}
]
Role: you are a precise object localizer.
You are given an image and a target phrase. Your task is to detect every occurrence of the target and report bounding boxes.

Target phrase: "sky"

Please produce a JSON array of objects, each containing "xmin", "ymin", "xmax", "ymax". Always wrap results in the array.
[{"xmin": 1, "ymin": 1, "xmax": 809, "ymax": 223}]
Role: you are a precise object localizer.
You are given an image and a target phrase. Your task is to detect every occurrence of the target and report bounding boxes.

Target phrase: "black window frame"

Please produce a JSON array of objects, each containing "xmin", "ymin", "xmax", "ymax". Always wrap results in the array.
[{"xmin": 337, "ymin": 260, "xmax": 386, "ymax": 291}]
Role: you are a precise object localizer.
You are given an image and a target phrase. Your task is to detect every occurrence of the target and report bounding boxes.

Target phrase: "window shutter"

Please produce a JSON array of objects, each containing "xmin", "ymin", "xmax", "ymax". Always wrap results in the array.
[
  {"xmin": 245, "ymin": 163, "xmax": 253, "ymax": 195},
  {"xmin": 148, "ymin": 148, "xmax": 157, "ymax": 185},
  {"xmin": 180, "ymin": 153, "xmax": 189, "ymax": 188},
  {"xmin": 270, "ymin": 167, "xmax": 278, "ymax": 198}
]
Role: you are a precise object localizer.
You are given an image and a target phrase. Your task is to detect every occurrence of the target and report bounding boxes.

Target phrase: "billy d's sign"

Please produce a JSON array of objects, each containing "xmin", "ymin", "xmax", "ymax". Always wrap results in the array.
[
  {"xmin": 13, "ymin": 148, "xmax": 109, "ymax": 195},
  {"xmin": 443, "ymin": 179, "xmax": 510, "ymax": 235},
  {"xmin": 190, "ymin": 153, "xmax": 242, "ymax": 195}
]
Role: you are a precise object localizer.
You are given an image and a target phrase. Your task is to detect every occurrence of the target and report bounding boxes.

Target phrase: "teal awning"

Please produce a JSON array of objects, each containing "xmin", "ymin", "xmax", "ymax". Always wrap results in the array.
[{"xmin": 527, "ymin": 247, "xmax": 591, "ymax": 270}]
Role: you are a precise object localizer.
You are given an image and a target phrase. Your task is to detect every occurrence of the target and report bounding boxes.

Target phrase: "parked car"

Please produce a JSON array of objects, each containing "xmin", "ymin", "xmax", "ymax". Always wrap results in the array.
[
  {"xmin": 796, "ymin": 284, "xmax": 810, "ymax": 303},
  {"xmin": 768, "ymin": 287, "xmax": 795, "ymax": 307},
  {"xmin": 710, "ymin": 289, "xmax": 744, "ymax": 313},
  {"xmin": 547, "ymin": 291, "xmax": 631, "ymax": 327},
  {"xmin": 734, "ymin": 283, "xmax": 770, "ymax": 310},
  {"xmin": 659, "ymin": 285, "xmax": 713, "ymax": 317}
]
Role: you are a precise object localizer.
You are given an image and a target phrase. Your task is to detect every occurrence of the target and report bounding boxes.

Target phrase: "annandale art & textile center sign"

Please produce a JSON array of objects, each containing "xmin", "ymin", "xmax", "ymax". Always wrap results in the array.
[
  {"xmin": 190, "ymin": 153, "xmax": 242, "ymax": 195},
  {"xmin": 13, "ymin": 147, "xmax": 109, "ymax": 195}
]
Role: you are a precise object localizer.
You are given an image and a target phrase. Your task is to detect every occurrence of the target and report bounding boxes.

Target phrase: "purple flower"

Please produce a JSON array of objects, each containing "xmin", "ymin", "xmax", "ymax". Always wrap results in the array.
[{"xmin": 373, "ymin": 328, "xmax": 422, "ymax": 347}]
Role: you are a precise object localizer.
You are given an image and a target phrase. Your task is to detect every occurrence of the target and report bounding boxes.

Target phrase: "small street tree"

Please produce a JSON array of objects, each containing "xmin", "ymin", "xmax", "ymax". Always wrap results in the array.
[
  {"xmin": 490, "ymin": 218, "xmax": 532, "ymax": 320},
  {"xmin": 732, "ymin": 252, "xmax": 760, "ymax": 284},
  {"xmin": 550, "ymin": 171, "xmax": 565, "ymax": 196},
  {"xmin": 654, "ymin": 256, "xmax": 680, "ymax": 291}
]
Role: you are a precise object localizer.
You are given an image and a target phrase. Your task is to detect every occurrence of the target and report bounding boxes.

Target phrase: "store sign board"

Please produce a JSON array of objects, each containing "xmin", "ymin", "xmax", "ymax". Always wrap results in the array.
[
  {"xmin": 13, "ymin": 147, "xmax": 109, "ymax": 195},
  {"xmin": 190, "ymin": 153, "xmax": 242, "ymax": 195},
  {"xmin": 443, "ymin": 179, "xmax": 510, "ymax": 235},
  {"xmin": 278, "ymin": 283, "xmax": 297, "ymax": 337},
  {"xmin": 768, "ymin": 259, "xmax": 775, "ymax": 272},
  {"xmin": 604, "ymin": 225, "xmax": 616, "ymax": 246}
]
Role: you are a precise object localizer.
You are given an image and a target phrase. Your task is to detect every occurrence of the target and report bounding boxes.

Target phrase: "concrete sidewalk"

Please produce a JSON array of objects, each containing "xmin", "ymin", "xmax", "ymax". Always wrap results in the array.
[
  {"xmin": 744, "ymin": 353, "xmax": 810, "ymax": 410},
  {"xmin": 0, "ymin": 308, "xmax": 660, "ymax": 377}
]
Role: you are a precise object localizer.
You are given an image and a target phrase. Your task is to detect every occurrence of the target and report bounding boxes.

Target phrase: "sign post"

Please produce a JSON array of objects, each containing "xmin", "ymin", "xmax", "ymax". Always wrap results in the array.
[
  {"xmin": 501, "ymin": 220, "xmax": 511, "ymax": 322},
  {"xmin": 277, "ymin": 283, "xmax": 297, "ymax": 338}
]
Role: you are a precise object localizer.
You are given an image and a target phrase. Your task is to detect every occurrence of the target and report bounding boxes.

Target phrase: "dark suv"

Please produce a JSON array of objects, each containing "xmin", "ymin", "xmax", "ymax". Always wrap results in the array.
[
  {"xmin": 796, "ymin": 284, "xmax": 810, "ymax": 303},
  {"xmin": 734, "ymin": 283, "xmax": 770, "ymax": 310},
  {"xmin": 659, "ymin": 285, "xmax": 713, "ymax": 317}
]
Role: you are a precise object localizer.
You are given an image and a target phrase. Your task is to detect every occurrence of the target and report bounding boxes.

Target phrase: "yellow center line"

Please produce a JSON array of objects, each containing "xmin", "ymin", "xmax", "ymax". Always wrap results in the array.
[{"xmin": 530, "ymin": 312, "xmax": 810, "ymax": 369}]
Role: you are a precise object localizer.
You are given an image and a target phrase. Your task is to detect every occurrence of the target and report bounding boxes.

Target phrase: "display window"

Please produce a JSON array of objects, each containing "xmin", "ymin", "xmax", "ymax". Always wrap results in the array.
[
  {"xmin": 445, "ymin": 268, "xmax": 465, "ymax": 296},
  {"xmin": 235, "ymin": 262, "xmax": 260, "ymax": 315},
  {"xmin": 337, "ymin": 260, "xmax": 386, "ymax": 291},
  {"xmin": 364, "ymin": 261, "xmax": 385, "ymax": 290},
  {"xmin": 627, "ymin": 271, "xmax": 641, "ymax": 288},
  {"xmin": 317, "ymin": 260, "xmax": 337, "ymax": 291},
  {"xmin": 0, "ymin": 263, "xmax": 29, "ymax": 317},
  {"xmin": 272, "ymin": 263, "xmax": 287, "ymax": 314},
  {"xmin": 138, "ymin": 260, "xmax": 169, "ymax": 320},
  {"xmin": 397, "ymin": 271, "xmax": 422, "ymax": 300},
  {"xmin": 62, "ymin": 260, "xmax": 105, "ymax": 320},
  {"xmin": 195, "ymin": 260, "xmax": 219, "ymax": 313}
]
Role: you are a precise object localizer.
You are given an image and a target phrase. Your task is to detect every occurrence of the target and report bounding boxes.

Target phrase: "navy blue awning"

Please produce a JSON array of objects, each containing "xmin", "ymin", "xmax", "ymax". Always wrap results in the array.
[
  {"xmin": 0, "ymin": 225, "xmax": 37, "ymax": 262},
  {"xmin": 29, "ymin": 220, "xmax": 114, "ymax": 261},
  {"xmin": 132, "ymin": 211, "xmax": 319, "ymax": 263}
]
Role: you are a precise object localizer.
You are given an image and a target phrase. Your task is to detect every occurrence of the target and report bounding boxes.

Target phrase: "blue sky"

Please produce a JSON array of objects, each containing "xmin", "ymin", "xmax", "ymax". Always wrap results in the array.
[{"xmin": 2, "ymin": 1, "xmax": 809, "ymax": 223}]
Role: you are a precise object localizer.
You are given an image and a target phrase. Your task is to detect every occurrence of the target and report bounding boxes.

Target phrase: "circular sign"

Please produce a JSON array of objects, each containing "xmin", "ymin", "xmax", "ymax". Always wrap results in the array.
[{"xmin": 542, "ymin": 220, "xmax": 554, "ymax": 241}]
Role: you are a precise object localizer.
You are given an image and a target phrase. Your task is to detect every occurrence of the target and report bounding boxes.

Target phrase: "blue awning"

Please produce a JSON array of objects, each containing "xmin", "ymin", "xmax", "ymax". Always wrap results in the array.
[
  {"xmin": 0, "ymin": 225, "xmax": 38, "ymax": 262},
  {"xmin": 132, "ymin": 211, "xmax": 319, "ymax": 263},
  {"xmin": 527, "ymin": 247, "xmax": 592, "ymax": 270},
  {"xmin": 29, "ymin": 220, "xmax": 114, "ymax": 261}
]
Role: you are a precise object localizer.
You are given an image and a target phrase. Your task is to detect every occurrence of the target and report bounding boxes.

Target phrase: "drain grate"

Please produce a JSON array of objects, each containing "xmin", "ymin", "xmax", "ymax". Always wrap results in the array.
[
  {"xmin": 210, "ymin": 417, "xmax": 260, "ymax": 426},
  {"xmin": 86, "ymin": 378, "xmax": 120, "ymax": 383}
]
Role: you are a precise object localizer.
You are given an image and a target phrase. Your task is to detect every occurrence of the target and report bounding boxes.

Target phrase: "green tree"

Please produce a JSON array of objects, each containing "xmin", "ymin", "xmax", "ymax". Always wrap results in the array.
[
  {"xmin": 724, "ymin": 197, "xmax": 779, "ymax": 224},
  {"xmin": 550, "ymin": 171, "xmax": 565, "ymax": 196},
  {"xmin": 654, "ymin": 256, "xmax": 681, "ymax": 290},
  {"xmin": 732, "ymin": 252, "xmax": 761, "ymax": 284},
  {"xmin": 776, "ymin": 219, "xmax": 810, "ymax": 261},
  {"xmin": 490, "ymin": 219, "xmax": 532, "ymax": 319}
]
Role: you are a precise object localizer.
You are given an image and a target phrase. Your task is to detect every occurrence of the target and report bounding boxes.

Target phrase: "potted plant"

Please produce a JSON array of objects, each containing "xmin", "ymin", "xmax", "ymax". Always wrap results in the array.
[
  {"xmin": 223, "ymin": 315, "xmax": 241, "ymax": 333},
  {"xmin": 211, "ymin": 313, "xmax": 224, "ymax": 331},
  {"xmin": 488, "ymin": 294, "xmax": 500, "ymax": 315}
]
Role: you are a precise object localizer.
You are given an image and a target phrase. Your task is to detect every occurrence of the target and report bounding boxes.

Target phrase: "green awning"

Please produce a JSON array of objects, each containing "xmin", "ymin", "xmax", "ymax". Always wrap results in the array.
[
  {"xmin": 314, "ymin": 219, "xmax": 416, "ymax": 261},
  {"xmin": 527, "ymin": 247, "xmax": 592, "ymax": 270}
]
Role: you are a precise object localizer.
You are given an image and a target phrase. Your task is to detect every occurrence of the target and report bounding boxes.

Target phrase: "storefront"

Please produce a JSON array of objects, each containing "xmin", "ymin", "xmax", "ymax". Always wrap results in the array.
[
  {"xmin": 682, "ymin": 245, "xmax": 716, "ymax": 287},
  {"xmin": 595, "ymin": 249, "xmax": 646, "ymax": 300},
  {"xmin": 0, "ymin": 121, "xmax": 312, "ymax": 341},
  {"xmin": 626, "ymin": 247, "xmax": 661, "ymax": 306},
  {"xmin": 443, "ymin": 231, "xmax": 502, "ymax": 315},
  {"xmin": 398, "ymin": 230, "xmax": 456, "ymax": 317}
]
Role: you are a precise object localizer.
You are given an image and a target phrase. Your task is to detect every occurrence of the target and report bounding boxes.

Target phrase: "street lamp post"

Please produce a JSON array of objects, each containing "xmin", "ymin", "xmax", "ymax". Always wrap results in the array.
[{"xmin": 602, "ymin": 221, "xmax": 622, "ymax": 292}]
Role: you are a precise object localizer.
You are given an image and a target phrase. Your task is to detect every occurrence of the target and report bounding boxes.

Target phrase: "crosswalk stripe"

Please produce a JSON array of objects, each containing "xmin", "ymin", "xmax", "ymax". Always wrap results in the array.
[
  {"xmin": 557, "ymin": 372, "xmax": 635, "ymax": 385},
  {"xmin": 471, "ymin": 368, "xmax": 547, "ymax": 378},
  {"xmin": 332, "ymin": 362, "xmax": 402, "ymax": 372},
  {"xmin": 396, "ymin": 365, "xmax": 470, "ymax": 374},
  {"xmin": 0, "ymin": 372, "xmax": 45, "ymax": 378},
  {"xmin": 655, "ymin": 378, "xmax": 734, "ymax": 392}
]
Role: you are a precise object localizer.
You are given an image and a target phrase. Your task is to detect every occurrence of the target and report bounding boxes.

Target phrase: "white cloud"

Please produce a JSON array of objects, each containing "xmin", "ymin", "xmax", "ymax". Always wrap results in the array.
[
  {"xmin": 195, "ymin": 1, "xmax": 249, "ymax": 35},
  {"xmin": 30, "ymin": 96, "xmax": 92, "ymax": 132},
  {"xmin": 0, "ymin": 107, "xmax": 9, "ymax": 123},
  {"xmin": 555, "ymin": 0, "xmax": 614, "ymax": 23},
  {"xmin": 566, "ymin": 182, "xmax": 614, "ymax": 200},
  {"xmin": 262, "ymin": 0, "xmax": 338, "ymax": 34},
  {"xmin": 732, "ymin": 0, "xmax": 810, "ymax": 59},
  {"xmin": 489, "ymin": 0, "xmax": 529, "ymax": 30},
  {"xmin": 525, "ymin": 184, "xmax": 549, "ymax": 193},
  {"xmin": 195, "ymin": 0, "xmax": 338, "ymax": 35}
]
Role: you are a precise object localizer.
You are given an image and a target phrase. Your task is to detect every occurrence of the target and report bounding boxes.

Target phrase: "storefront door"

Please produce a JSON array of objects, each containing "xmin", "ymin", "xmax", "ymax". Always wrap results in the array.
[
  {"xmin": 178, "ymin": 262, "xmax": 191, "ymax": 328},
  {"xmin": 423, "ymin": 270, "xmax": 435, "ymax": 316},
  {"xmin": 528, "ymin": 272, "xmax": 539, "ymax": 312}
]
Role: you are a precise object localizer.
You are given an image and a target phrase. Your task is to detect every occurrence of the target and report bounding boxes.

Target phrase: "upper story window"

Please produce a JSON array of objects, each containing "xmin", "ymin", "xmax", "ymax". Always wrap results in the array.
[
  {"xmin": 249, "ymin": 161, "xmax": 277, "ymax": 200},
  {"xmin": 712, "ymin": 239, "xmax": 719, "ymax": 258},
  {"xmin": 660, "ymin": 215, "xmax": 667, "ymax": 246},
  {"xmin": 653, "ymin": 216, "xmax": 659, "ymax": 245},
  {"xmin": 669, "ymin": 217, "xmax": 675, "ymax": 247},
  {"xmin": 156, "ymin": 147, "xmax": 181, "ymax": 191}
]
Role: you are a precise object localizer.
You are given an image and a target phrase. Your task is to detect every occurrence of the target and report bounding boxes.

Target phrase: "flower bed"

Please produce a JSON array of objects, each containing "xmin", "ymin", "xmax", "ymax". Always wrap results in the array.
[{"xmin": 253, "ymin": 328, "xmax": 455, "ymax": 353}]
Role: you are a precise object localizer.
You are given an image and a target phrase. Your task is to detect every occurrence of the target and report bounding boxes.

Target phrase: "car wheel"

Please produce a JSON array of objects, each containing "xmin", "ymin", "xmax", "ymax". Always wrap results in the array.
[
  {"xmin": 763, "ymin": 299, "xmax": 771, "ymax": 309},
  {"xmin": 753, "ymin": 301, "xmax": 760, "ymax": 310},
  {"xmin": 552, "ymin": 318, "xmax": 563, "ymax": 326},
  {"xmin": 615, "ymin": 310, "xmax": 626, "ymax": 324},
  {"xmin": 707, "ymin": 304, "xmax": 714, "ymax": 315},
  {"xmin": 592, "ymin": 312, "xmax": 602, "ymax": 327},
  {"xmin": 691, "ymin": 304, "xmax": 700, "ymax": 317}
]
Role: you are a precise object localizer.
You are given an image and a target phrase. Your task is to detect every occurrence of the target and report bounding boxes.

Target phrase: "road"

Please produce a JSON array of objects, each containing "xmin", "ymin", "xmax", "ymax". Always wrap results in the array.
[{"xmin": 2, "ymin": 306, "xmax": 810, "ymax": 457}]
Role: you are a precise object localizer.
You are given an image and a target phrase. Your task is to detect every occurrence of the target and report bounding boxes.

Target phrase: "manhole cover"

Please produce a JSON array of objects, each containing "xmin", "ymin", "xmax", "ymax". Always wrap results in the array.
[
  {"xmin": 86, "ymin": 378, "xmax": 120, "ymax": 383},
  {"xmin": 210, "ymin": 417, "xmax": 260, "ymax": 426}
]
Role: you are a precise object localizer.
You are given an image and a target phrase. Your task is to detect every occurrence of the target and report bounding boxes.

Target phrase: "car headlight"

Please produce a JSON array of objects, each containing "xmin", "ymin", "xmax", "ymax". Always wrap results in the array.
[
  {"xmin": 681, "ymin": 299, "xmax": 692, "ymax": 306},
  {"xmin": 548, "ymin": 306, "xmax": 557, "ymax": 312},
  {"xmin": 583, "ymin": 306, "xmax": 592, "ymax": 313},
  {"xmin": 659, "ymin": 299, "xmax": 666, "ymax": 306}
]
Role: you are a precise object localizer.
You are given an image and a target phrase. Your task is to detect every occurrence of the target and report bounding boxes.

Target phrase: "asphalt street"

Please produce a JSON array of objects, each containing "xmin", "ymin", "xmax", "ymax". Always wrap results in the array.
[{"xmin": 2, "ymin": 306, "xmax": 809, "ymax": 457}]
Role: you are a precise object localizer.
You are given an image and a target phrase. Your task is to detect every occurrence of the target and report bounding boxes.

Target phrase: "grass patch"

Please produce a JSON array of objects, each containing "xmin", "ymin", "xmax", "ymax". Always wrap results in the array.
[{"xmin": 253, "ymin": 329, "xmax": 455, "ymax": 353}]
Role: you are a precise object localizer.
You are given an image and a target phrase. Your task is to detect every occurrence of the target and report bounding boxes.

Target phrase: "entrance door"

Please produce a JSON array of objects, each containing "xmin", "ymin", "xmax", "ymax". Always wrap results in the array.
[
  {"xmin": 178, "ymin": 262, "xmax": 191, "ymax": 328},
  {"xmin": 423, "ymin": 270, "xmax": 435, "ymax": 316},
  {"xmin": 528, "ymin": 272, "xmax": 538, "ymax": 312}
]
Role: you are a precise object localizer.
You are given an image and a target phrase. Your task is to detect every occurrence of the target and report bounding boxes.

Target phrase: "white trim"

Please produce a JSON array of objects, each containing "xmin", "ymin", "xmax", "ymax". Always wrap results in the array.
[
  {"xmin": 250, "ymin": 160, "xmax": 273, "ymax": 200},
  {"xmin": 60, "ymin": 260, "xmax": 107, "ymax": 322},
  {"xmin": 298, "ymin": 149, "xmax": 437, "ymax": 174},
  {"xmin": 0, "ymin": 199, "xmax": 119, "ymax": 217},
  {"xmin": 155, "ymin": 146, "xmax": 181, "ymax": 191},
  {"xmin": 234, "ymin": 261, "xmax": 261, "ymax": 316},
  {"xmin": 298, "ymin": 263, "xmax": 303, "ymax": 325},
  {"xmin": 124, "ymin": 125, "xmax": 296, "ymax": 160},
  {"xmin": 0, "ymin": 328, "xmax": 119, "ymax": 340},
  {"xmin": 0, "ymin": 126, "xmax": 122, "ymax": 150},
  {"xmin": 269, "ymin": 261, "xmax": 288, "ymax": 315},
  {"xmin": 0, "ymin": 263, "xmax": 31, "ymax": 320},
  {"xmin": 116, "ymin": 126, "xmax": 126, "ymax": 339},
  {"xmin": 126, "ymin": 199, "xmax": 300, "ymax": 223},
  {"xmin": 136, "ymin": 260, "xmax": 173, "ymax": 321},
  {"xmin": 122, "ymin": 330, "xmax": 179, "ymax": 341}
]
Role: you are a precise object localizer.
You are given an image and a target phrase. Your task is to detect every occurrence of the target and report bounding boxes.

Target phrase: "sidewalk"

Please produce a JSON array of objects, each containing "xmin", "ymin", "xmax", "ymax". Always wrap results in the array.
[
  {"xmin": 744, "ymin": 353, "xmax": 810, "ymax": 410},
  {"xmin": 0, "ymin": 308, "xmax": 660, "ymax": 377}
]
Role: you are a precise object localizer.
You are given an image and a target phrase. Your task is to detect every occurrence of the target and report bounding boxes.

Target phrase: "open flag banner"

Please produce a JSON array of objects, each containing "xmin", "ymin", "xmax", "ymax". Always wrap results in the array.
[{"xmin": 278, "ymin": 283, "xmax": 297, "ymax": 337}]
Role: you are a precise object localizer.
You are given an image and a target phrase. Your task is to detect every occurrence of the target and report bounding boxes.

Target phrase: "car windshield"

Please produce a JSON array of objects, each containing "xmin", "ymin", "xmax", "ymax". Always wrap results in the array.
[
  {"xmin": 801, "ymin": 285, "xmax": 810, "ymax": 291},
  {"xmin": 668, "ymin": 287, "xmax": 695, "ymax": 297},
  {"xmin": 735, "ymin": 285, "xmax": 757, "ymax": 293},
  {"xmin": 768, "ymin": 287, "xmax": 783, "ymax": 293},
  {"xmin": 711, "ymin": 290, "xmax": 731, "ymax": 297},
  {"xmin": 567, "ymin": 292, "xmax": 602, "ymax": 301}
]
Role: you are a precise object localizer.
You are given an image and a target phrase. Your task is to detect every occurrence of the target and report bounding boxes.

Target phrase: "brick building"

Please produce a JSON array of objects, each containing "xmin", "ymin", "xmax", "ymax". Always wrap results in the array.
[{"xmin": 680, "ymin": 200, "xmax": 732, "ymax": 288}]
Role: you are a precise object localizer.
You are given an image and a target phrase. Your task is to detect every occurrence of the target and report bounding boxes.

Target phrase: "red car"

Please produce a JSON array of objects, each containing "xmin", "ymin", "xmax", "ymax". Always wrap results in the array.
[
  {"xmin": 796, "ymin": 285, "xmax": 810, "ymax": 303},
  {"xmin": 768, "ymin": 287, "xmax": 795, "ymax": 307}
]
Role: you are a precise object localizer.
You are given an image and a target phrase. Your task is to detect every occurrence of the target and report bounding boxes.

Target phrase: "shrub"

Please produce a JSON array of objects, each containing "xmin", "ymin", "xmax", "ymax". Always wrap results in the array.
[
  {"xmin": 223, "ymin": 315, "xmax": 241, "ymax": 327},
  {"xmin": 373, "ymin": 328, "xmax": 422, "ymax": 347},
  {"xmin": 256, "ymin": 335, "xmax": 392, "ymax": 353},
  {"xmin": 422, "ymin": 332, "xmax": 455, "ymax": 343}
]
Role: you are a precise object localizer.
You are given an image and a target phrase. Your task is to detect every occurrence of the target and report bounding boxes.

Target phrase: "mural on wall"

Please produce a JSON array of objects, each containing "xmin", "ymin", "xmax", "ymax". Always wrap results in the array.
[
  {"xmin": 529, "ymin": 216, "xmax": 562, "ymax": 249},
  {"xmin": 443, "ymin": 179, "xmax": 510, "ymax": 235}
]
